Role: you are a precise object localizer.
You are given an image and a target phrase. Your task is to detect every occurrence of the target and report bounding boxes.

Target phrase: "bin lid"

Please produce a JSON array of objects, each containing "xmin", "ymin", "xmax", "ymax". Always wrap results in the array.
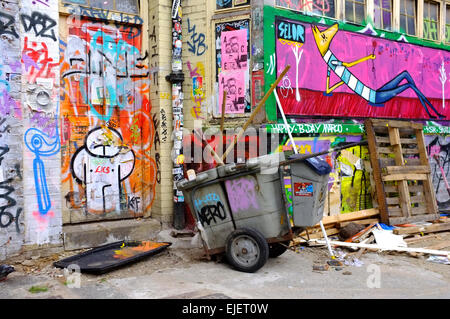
[
  {"xmin": 177, "ymin": 168, "xmax": 219, "ymax": 190},
  {"xmin": 289, "ymin": 155, "xmax": 331, "ymax": 175}
]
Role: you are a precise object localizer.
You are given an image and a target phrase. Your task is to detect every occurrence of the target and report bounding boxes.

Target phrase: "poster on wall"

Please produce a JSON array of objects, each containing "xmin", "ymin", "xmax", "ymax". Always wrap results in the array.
[
  {"xmin": 215, "ymin": 19, "xmax": 250, "ymax": 114},
  {"xmin": 219, "ymin": 71, "xmax": 246, "ymax": 113},
  {"xmin": 272, "ymin": 15, "xmax": 450, "ymax": 120}
]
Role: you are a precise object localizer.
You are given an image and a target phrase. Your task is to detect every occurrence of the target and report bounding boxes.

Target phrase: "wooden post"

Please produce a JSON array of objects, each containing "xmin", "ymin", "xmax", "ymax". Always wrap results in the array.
[
  {"xmin": 221, "ymin": 65, "xmax": 291, "ymax": 162},
  {"xmin": 365, "ymin": 119, "xmax": 390, "ymax": 224},
  {"xmin": 220, "ymin": 90, "xmax": 226, "ymax": 133}
]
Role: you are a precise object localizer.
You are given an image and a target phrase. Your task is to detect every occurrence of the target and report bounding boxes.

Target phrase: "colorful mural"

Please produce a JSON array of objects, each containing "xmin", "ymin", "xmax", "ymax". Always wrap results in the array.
[
  {"xmin": 264, "ymin": 7, "xmax": 450, "ymax": 121},
  {"xmin": 60, "ymin": 16, "xmax": 156, "ymax": 223}
]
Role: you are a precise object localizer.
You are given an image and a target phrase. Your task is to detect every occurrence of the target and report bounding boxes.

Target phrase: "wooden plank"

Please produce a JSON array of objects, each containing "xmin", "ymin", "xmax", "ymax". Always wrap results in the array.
[
  {"xmin": 378, "ymin": 147, "xmax": 419, "ymax": 155},
  {"xmin": 385, "ymin": 166, "xmax": 430, "ymax": 175},
  {"xmin": 393, "ymin": 222, "xmax": 450, "ymax": 235},
  {"xmin": 409, "ymin": 195, "xmax": 425, "ymax": 204},
  {"xmin": 402, "ymin": 148, "xmax": 420, "ymax": 155},
  {"xmin": 370, "ymin": 119, "xmax": 423, "ymax": 130},
  {"xmin": 386, "ymin": 197, "xmax": 399, "ymax": 205},
  {"xmin": 293, "ymin": 228, "xmax": 339, "ymax": 243},
  {"xmin": 379, "ymin": 157, "xmax": 422, "ymax": 168},
  {"xmin": 387, "ymin": 120, "xmax": 423, "ymax": 130},
  {"xmin": 373, "ymin": 126, "xmax": 416, "ymax": 136},
  {"xmin": 382, "ymin": 174, "xmax": 428, "ymax": 181},
  {"xmin": 376, "ymin": 136, "xmax": 418, "ymax": 144},
  {"xmin": 366, "ymin": 119, "xmax": 389, "ymax": 224},
  {"xmin": 387, "ymin": 206, "xmax": 403, "ymax": 216},
  {"xmin": 410, "ymin": 206, "xmax": 428, "ymax": 216},
  {"xmin": 408, "ymin": 185, "xmax": 424, "ymax": 193},
  {"xmin": 338, "ymin": 218, "xmax": 380, "ymax": 227},
  {"xmin": 321, "ymin": 208, "xmax": 380, "ymax": 225},
  {"xmin": 384, "ymin": 185, "xmax": 398, "ymax": 193},
  {"xmin": 389, "ymin": 214, "xmax": 440, "ymax": 225}
]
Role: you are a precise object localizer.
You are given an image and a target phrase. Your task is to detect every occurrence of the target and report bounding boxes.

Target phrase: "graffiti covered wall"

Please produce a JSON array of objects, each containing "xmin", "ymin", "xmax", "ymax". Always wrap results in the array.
[
  {"xmin": 60, "ymin": 11, "xmax": 156, "ymax": 224},
  {"xmin": 426, "ymin": 135, "xmax": 450, "ymax": 211},
  {"xmin": 0, "ymin": 0, "xmax": 24, "ymax": 259},
  {"xmin": 21, "ymin": 0, "xmax": 61, "ymax": 245},
  {"xmin": 264, "ymin": 7, "xmax": 450, "ymax": 121}
]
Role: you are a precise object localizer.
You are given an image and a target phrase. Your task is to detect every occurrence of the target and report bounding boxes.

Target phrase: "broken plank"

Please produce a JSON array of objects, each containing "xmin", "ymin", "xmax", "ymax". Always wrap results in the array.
[
  {"xmin": 310, "ymin": 239, "xmax": 450, "ymax": 257},
  {"xmin": 393, "ymin": 222, "xmax": 450, "ymax": 235}
]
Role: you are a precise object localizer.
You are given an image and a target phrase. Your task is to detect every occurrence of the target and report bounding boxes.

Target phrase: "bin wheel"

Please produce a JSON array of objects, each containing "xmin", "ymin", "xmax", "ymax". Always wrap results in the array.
[
  {"xmin": 225, "ymin": 228, "xmax": 269, "ymax": 273},
  {"xmin": 268, "ymin": 241, "xmax": 289, "ymax": 258}
]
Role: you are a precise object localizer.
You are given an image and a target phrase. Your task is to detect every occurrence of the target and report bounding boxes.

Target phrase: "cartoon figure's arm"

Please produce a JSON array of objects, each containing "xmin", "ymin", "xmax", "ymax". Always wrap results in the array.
[
  {"xmin": 342, "ymin": 54, "xmax": 375, "ymax": 68},
  {"xmin": 326, "ymin": 67, "xmax": 344, "ymax": 94}
]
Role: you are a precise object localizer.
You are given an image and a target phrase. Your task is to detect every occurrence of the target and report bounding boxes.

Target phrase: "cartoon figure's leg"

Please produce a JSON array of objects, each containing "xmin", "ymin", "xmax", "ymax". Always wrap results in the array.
[
  {"xmin": 323, "ymin": 67, "xmax": 344, "ymax": 96},
  {"xmin": 376, "ymin": 71, "xmax": 445, "ymax": 118}
]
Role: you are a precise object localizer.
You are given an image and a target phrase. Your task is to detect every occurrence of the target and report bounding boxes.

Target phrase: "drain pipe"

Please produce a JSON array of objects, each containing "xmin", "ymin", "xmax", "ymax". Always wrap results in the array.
[{"xmin": 166, "ymin": 0, "xmax": 185, "ymax": 229}]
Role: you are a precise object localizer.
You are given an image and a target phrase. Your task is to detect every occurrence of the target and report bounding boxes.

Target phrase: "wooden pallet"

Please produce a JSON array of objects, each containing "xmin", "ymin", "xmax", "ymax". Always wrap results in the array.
[{"xmin": 365, "ymin": 119, "xmax": 439, "ymax": 226}]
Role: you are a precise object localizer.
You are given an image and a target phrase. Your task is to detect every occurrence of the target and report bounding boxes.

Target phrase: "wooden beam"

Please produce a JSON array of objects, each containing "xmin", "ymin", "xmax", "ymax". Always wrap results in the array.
[
  {"xmin": 222, "ymin": 65, "xmax": 290, "ymax": 161},
  {"xmin": 393, "ymin": 222, "xmax": 450, "ymax": 235}
]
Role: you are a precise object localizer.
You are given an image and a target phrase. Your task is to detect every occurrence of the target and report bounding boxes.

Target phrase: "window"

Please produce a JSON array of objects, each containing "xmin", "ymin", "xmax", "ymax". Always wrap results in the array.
[
  {"xmin": 312, "ymin": 0, "xmax": 336, "ymax": 18},
  {"xmin": 217, "ymin": 0, "xmax": 250, "ymax": 10},
  {"xmin": 63, "ymin": 0, "xmax": 139, "ymax": 14},
  {"xmin": 423, "ymin": 1, "xmax": 440, "ymax": 41},
  {"xmin": 276, "ymin": 0, "xmax": 336, "ymax": 17},
  {"xmin": 400, "ymin": 0, "xmax": 416, "ymax": 35},
  {"xmin": 345, "ymin": 0, "xmax": 366, "ymax": 24},
  {"xmin": 373, "ymin": 0, "xmax": 392, "ymax": 30},
  {"xmin": 446, "ymin": 4, "xmax": 450, "ymax": 43}
]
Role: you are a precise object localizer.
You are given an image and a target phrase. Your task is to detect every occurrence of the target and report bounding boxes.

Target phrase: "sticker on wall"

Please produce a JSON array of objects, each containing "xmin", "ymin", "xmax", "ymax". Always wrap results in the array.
[{"xmin": 294, "ymin": 182, "xmax": 313, "ymax": 197}]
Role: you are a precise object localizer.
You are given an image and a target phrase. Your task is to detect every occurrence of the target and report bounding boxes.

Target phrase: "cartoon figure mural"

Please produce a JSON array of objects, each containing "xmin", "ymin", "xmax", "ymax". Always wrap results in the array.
[
  {"xmin": 71, "ymin": 126, "xmax": 135, "ymax": 214},
  {"xmin": 270, "ymin": 13, "xmax": 450, "ymax": 120},
  {"xmin": 311, "ymin": 24, "xmax": 444, "ymax": 119}
]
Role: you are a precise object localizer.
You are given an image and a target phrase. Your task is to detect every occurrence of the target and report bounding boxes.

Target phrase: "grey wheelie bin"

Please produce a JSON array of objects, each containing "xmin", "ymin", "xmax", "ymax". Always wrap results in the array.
[{"xmin": 177, "ymin": 152, "xmax": 331, "ymax": 273}]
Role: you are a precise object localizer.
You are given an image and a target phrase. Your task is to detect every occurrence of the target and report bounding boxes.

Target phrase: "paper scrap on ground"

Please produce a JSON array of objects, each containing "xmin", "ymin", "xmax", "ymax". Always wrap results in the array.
[{"xmin": 372, "ymin": 229, "xmax": 407, "ymax": 249}]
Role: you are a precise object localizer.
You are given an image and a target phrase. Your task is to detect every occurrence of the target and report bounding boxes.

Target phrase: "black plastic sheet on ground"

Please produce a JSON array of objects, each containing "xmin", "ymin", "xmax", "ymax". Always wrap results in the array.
[{"xmin": 53, "ymin": 241, "xmax": 172, "ymax": 274}]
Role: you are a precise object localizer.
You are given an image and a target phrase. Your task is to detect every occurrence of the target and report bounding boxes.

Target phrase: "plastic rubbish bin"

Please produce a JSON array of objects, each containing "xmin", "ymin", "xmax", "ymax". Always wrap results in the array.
[
  {"xmin": 177, "ymin": 152, "xmax": 331, "ymax": 273},
  {"xmin": 177, "ymin": 152, "xmax": 292, "ymax": 273},
  {"xmin": 288, "ymin": 155, "xmax": 332, "ymax": 227}
]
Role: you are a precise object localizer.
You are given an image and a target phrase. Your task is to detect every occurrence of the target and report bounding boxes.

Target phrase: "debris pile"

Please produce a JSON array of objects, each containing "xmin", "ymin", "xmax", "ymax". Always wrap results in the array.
[{"xmin": 293, "ymin": 211, "xmax": 450, "ymax": 266}]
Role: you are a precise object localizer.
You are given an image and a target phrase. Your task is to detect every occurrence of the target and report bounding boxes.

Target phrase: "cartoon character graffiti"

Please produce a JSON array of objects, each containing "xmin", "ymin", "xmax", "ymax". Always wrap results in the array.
[
  {"xmin": 70, "ymin": 127, "xmax": 135, "ymax": 214},
  {"xmin": 311, "ymin": 23, "xmax": 445, "ymax": 119}
]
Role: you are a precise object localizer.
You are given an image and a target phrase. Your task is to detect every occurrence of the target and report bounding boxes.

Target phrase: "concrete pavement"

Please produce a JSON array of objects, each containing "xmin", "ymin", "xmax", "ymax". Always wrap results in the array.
[{"xmin": 1, "ymin": 236, "xmax": 449, "ymax": 299}]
